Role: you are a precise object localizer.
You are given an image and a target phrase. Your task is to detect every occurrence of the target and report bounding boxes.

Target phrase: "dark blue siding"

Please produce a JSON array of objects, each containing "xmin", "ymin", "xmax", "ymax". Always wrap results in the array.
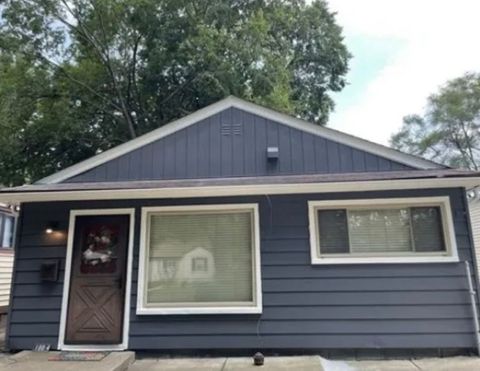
[
  {"xmin": 64, "ymin": 108, "xmax": 412, "ymax": 183},
  {"xmin": 7, "ymin": 188, "xmax": 478, "ymax": 351}
]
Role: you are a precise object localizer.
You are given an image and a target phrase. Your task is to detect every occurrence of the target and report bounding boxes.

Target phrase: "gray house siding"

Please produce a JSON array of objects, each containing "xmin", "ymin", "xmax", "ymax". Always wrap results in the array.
[
  {"xmin": 64, "ymin": 107, "xmax": 412, "ymax": 183},
  {"xmin": 7, "ymin": 187, "xmax": 479, "ymax": 351}
]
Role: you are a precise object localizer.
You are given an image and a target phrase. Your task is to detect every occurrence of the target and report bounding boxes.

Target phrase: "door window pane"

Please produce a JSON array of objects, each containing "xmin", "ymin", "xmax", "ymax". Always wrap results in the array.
[{"xmin": 80, "ymin": 222, "xmax": 121, "ymax": 274}]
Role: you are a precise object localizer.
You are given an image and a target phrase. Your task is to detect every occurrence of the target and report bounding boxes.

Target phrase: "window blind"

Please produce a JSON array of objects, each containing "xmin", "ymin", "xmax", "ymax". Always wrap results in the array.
[
  {"xmin": 146, "ymin": 211, "xmax": 254, "ymax": 306},
  {"xmin": 348, "ymin": 209, "xmax": 412, "ymax": 253}
]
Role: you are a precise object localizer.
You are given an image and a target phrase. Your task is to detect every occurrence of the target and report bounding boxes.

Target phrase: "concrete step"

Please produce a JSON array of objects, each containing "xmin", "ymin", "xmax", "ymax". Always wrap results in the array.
[{"xmin": 0, "ymin": 351, "xmax": 135, "ymax": 371}]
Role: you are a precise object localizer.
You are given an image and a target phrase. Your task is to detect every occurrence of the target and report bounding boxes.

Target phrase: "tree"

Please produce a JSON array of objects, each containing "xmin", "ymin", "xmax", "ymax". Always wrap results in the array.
[
  {"xmin": 391, "ymin": 72, "xmax": 480, "ymax": 170},
  {"xmin": 0, "ymin": 0, "xmax": 350, "ymax": 185}
]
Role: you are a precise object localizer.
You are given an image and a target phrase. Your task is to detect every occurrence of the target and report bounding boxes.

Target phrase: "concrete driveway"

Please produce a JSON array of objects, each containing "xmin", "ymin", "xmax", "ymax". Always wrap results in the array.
[{"xmin": 128, "ymin": 355, "xmax": 480, "ymax": 371}]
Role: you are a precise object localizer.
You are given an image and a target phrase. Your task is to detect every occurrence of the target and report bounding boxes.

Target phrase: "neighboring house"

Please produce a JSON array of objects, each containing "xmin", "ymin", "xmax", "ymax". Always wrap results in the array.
[
  {"xmin": 468, "ymin": 189, "xmax": 480, "ymax": 282},
  {"xmin": 176, "ymin": 247, "xmax": 216, "ymax": 283},
  {"xmin": 0, "ymin": 204, "xmax": 15, "ymax": 317},
  {"xmin": 1, "ymin": 96, "xmax": 480, "ymax": 354}
]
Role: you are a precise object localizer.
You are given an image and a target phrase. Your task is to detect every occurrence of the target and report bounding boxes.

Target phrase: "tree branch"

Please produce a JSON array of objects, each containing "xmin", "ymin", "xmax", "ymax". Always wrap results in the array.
[
  {"xmin": 458, "ymin": 120, "xmax": 478, "ymax": 170},
  {"xmin": 58, "ymin": 0, "xmax": 137, "ymax": 138},
  {"xmin": 94, "ymin": 3, "xmax": 137, "ymax": 138},
  {"xmin": 35, "ymin": 53, "xmax": 123, "ymax": 112}
]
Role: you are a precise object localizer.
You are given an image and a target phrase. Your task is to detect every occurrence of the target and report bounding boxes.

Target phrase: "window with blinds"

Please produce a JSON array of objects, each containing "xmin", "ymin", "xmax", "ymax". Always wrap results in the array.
[
  {"xmin": 138, "ymin": 205, "xmax": 261, "ymax": 313},
  {"xmin": 309, "ymin": 198, "xmax": 455, "ymax": 263},
  {"xmin": 317, "ymin": 206, "xmax": 446, "ymax": 255}
]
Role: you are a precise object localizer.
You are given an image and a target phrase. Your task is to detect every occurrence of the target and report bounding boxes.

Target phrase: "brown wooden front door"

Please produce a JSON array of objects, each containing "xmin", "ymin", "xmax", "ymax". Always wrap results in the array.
[{"xmin": 65, "ymin": 214, "xmax": 130, "ymax": 345}]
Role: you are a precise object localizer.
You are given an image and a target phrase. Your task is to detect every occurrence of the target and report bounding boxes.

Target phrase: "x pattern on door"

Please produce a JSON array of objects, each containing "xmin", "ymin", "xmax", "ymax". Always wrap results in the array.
[{"xmin": 72, "ymin": 284, "xmax": 118, "ymax": 335}]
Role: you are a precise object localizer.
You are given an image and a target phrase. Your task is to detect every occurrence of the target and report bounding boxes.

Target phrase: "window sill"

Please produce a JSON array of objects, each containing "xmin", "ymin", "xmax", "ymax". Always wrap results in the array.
[
  {"xmin": 311, "ymin": 255, "xmax": 460, "ymax": 265},
  {"xmin": 136, "ymin": 305, "xmax": 262, "ymax": 315}
]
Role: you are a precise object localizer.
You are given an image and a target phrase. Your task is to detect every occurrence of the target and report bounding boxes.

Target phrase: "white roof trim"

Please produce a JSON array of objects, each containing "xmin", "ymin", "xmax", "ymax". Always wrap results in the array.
[
  {"xmin": 2, "ymin": 177, "xmax": 477, "ymax": 204},
  {"xmin": 37, "ymin": 96, "xmax": 443, "ymax": 184}
]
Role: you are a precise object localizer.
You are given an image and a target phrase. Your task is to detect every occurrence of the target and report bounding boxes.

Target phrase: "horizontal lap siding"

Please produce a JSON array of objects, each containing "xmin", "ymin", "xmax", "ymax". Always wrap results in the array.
[
  {"xmin": 8, "ymin": 204, "xmax": 69, "ymax": 350},
  {"xmin": 0, "ymin": 251, "xmax": 13, "ymax": 307},
  {"xmin": 65, "ymin": 108, "xmax": 411, "ymax": 183},
  {"xmin": 8, "ymin": 188, "xmax": 479, "ymax": 351}
]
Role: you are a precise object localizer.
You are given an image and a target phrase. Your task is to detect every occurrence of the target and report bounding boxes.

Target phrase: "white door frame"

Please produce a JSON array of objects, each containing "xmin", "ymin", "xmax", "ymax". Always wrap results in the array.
[{"xmin": 57, "ymin": 208, "xmax": 135, "ymax": 351}]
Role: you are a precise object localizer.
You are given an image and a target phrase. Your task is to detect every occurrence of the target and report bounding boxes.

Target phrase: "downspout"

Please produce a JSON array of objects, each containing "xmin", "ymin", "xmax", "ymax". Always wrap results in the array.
[
  {"xmin": 464, "ymin": 188, "xmax": 480, "ymax": 355},
  {"xmin": 464, "ymin": 261, "xmax": 480, "ymax": 355}
]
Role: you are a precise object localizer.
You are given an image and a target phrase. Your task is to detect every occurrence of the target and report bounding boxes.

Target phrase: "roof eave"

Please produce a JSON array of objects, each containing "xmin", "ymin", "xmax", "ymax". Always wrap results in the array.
[{"xmin": 2, "ymin": 176, "xmax": 478, "ymax": 204}]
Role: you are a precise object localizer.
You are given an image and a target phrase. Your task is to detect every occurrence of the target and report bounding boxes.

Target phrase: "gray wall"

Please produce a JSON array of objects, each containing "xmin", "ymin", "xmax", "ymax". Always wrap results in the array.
[
  {"xmin": 65, "ymin": 107, "xmax": 412, "ymax": 183},
  {"xmin": 8, "ymin": 187, "xmax": 479, "ymax": 351}
]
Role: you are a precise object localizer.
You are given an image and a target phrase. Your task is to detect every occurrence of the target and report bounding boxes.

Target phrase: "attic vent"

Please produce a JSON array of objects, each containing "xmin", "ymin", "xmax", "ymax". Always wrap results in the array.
[{"xmin": 221, "ymin": 123, "xmax": 242, "ymax": 136}]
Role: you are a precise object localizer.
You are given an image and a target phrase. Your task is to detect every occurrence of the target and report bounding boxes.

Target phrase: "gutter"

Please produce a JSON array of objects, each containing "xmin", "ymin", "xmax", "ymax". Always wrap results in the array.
[{"xmin": 0, "ymin": 176, "xmax": 479, "ymax": 204}]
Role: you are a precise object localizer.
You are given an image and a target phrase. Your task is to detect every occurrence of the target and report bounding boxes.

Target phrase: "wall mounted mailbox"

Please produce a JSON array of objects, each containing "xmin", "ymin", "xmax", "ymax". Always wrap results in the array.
[{"xmin": 40, "ymin": 260, "xmax": 60, "ymax": 282}]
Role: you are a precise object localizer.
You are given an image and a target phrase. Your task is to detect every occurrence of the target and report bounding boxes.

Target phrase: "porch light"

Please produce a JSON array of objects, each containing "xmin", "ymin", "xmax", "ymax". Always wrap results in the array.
[
  {"xmin": 467, "ymin": 189, "xmax": 478, "ymax": 200},
  {"xmin": 45, "ymin": 221, "xmax": 59, "ymax": 234},
  {"xmin": 267, "ymin": 146, "xmax": 279, "ymax": 161}
]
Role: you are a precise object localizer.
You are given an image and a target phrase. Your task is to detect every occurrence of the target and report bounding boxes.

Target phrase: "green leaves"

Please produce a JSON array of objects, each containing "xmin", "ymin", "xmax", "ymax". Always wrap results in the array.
[
  {"xmin": 391, "ymin": 73, "xmax": 480, "ymax": 170},
  {"xmin": 0, "ymin": 0, "xmax": 349, "ymax": 185}
]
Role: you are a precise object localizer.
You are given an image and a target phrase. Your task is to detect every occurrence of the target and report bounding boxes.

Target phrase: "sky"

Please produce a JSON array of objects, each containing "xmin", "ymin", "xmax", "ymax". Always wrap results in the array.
[{"xmin": 326, "ymin": 0, "xmax": 480, "ymax": 145}]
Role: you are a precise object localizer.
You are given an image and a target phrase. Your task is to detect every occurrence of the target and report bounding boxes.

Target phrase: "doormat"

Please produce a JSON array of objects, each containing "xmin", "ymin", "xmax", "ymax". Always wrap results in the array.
[{"xmin": 48, "ymin": 351, "xmax": 110, "ymax": 361}]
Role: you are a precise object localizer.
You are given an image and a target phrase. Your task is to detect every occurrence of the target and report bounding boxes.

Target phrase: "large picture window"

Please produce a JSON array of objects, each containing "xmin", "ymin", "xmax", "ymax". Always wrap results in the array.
[
  {"xmin": 309, "ymin": 197, "xmax": 458, "ymax": 264},
  {"xmin": 137, "ymin": 204, "xmax": 261, "ymax": 314}
]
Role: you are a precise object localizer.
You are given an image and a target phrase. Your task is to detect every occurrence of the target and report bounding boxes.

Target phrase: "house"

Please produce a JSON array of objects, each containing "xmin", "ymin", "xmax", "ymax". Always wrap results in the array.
[
  {"xmin": 0, "ymin": 204, "xmax": 16, "ymax": 319},
  {"xmin": 1, "ymin": 96, "xmax": 480, "ymax": 354},
  {"xmin": 468, "ymin": 189, "xmax": 480, "ymax": 282}
]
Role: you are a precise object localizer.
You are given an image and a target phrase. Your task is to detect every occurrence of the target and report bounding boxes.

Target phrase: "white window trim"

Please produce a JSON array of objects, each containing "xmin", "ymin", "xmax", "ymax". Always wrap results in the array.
[
  {"xmin": 137, "ymin": 203, "xmax": 262, "ymax": 315},
  {"xmin": 58, "ymin": 208, "xmax": 135, "ymax": 351},
  {"xmin": 308, "ymin": 197, "xmax": 459, "ymax": 265}
]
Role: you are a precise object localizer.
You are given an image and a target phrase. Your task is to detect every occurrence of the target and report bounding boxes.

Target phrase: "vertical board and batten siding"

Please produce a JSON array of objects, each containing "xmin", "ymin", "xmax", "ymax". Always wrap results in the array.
[
  {"xmin": 64, "ymin": 107, "xmax": 412, "ymax": 183},
  {"xmin": 7, "ymin": 187, "xmax": 479, "ymax": 351},
  {"xmin": 0, "ymin": 251, "xmax": 13, "ymax": 308},
  {"xmin": 469, "ymin": 198, "xmax": 480, "ymax": 281}
]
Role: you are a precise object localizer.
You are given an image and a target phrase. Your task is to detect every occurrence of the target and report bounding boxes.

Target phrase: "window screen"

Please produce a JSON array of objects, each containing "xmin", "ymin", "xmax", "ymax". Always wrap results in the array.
[
  {"xmin": 317, "ymin": 210, "xmax": 349, "ymax": 254},
  {"xmin": 317, "ymin": 205, "xmax": 446, "ymax": 255},
  {"xmin": 411, "ymin": 207, "xmax": 445, "ymax": 252},
  {"xmin": 145, "ymin": 210, "xmax": 254, "ymax": 307}
]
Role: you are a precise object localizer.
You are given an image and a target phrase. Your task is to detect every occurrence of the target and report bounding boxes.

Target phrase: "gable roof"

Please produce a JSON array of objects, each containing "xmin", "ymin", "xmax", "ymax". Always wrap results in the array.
[{"xmin": 37, "ymin": 96, "xmax": 444, "ymax": 184}]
